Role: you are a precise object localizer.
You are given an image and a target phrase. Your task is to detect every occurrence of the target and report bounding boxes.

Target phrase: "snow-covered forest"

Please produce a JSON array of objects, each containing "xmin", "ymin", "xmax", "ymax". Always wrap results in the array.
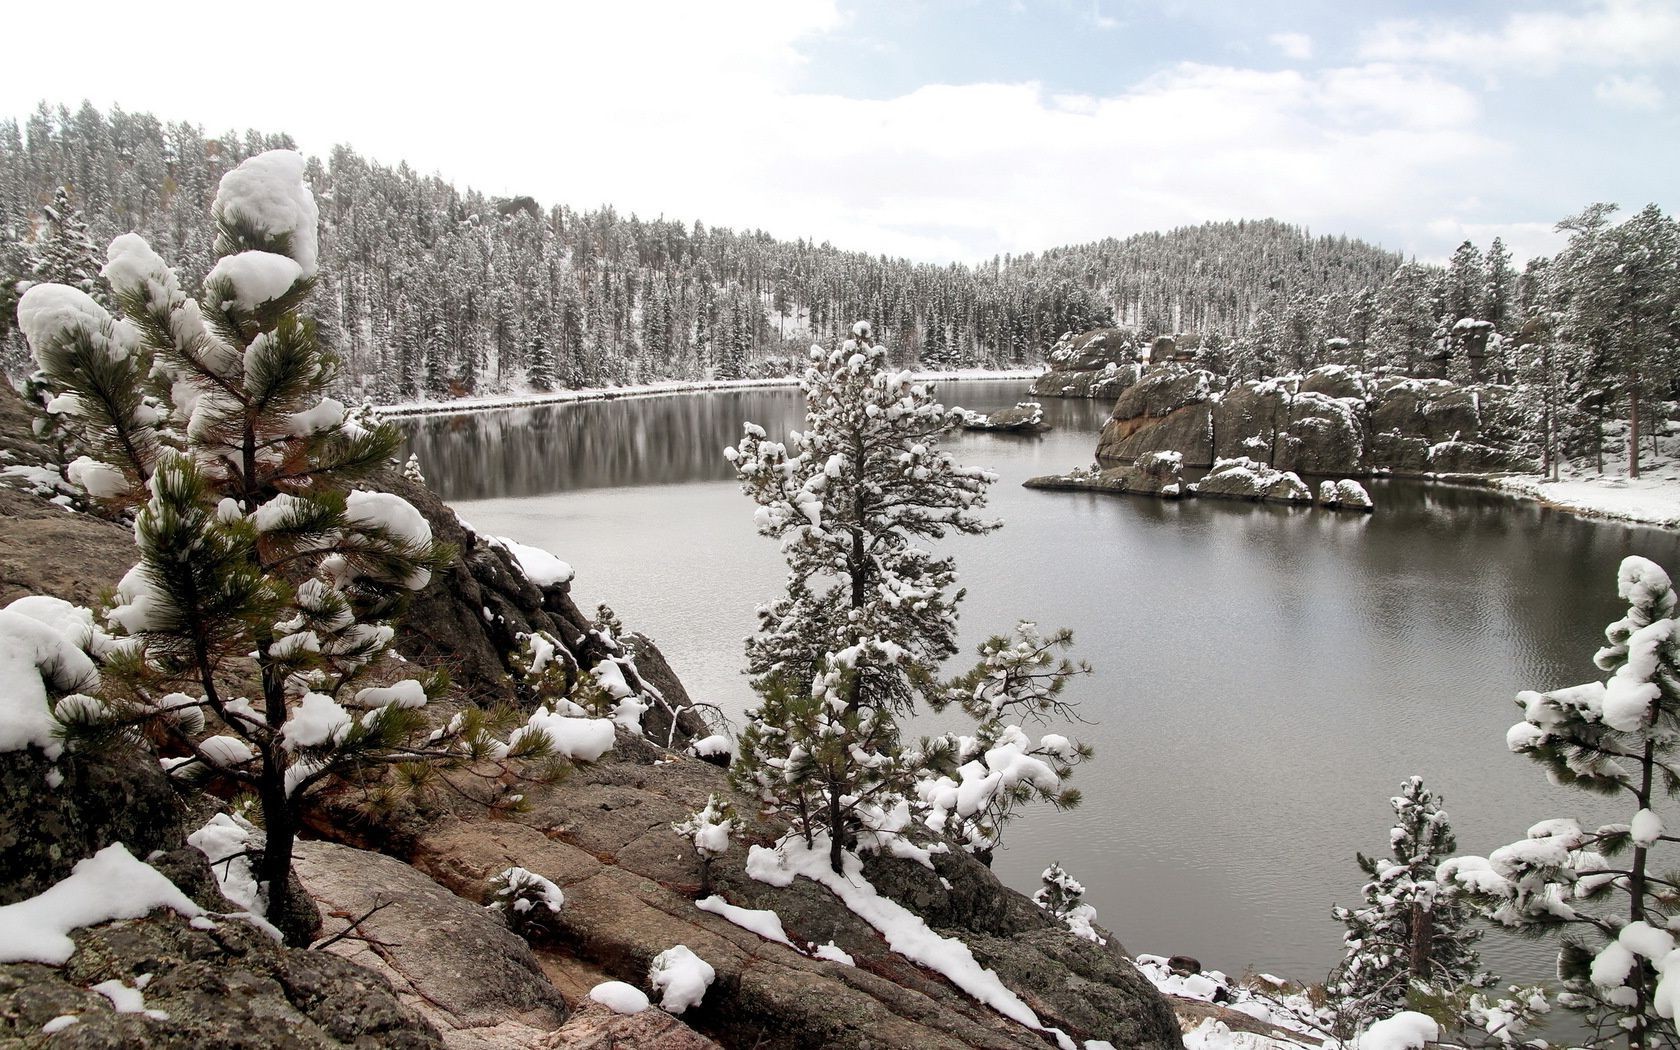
[{"xmin": 0, "ymin": 100, "xmax": 1410, "ymax": 399}]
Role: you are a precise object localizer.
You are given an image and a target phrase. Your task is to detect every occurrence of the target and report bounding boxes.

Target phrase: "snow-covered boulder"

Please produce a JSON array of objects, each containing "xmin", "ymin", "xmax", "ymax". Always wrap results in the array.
[
  {"xmin": 1023, "ymin": 450, "xmax": 1185, "ymax": 501},
  {"xmin": 1318, "ymin": 478, "xmax": 1375, "ymax": 512},
  {"xmin": 1190, "ymin": 458, "xmax": 1312, "ymax": 504},
  {"xmin": 954, "ymin": 402, "xmax": 1050, "ymax": 434}
]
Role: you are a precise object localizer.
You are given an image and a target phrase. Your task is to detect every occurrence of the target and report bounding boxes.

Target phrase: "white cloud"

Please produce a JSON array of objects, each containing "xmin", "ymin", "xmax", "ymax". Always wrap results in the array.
[
  {"xmin": 1359, "ymin": 0, "xmax": 1680, "ymax": 71},
  {"xmin": 1268, "ymin": 31, "xmax": 1313, "ymax": 61},
  {"xmin": 0, "ymin": 0, "xmax": 1591, "ymax": 265},
  {"xmin": 1422, "ymin": 219, "xmax": 1569, "ymax": 266},
  {"xmin": 1596, "ymin": 74, "xmax": 1666, "ymax": 110}
]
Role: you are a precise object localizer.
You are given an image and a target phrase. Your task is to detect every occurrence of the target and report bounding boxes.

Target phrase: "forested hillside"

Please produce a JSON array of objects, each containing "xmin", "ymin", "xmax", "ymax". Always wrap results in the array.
[{"xmin": 1, "ymin": 101, "xmax": 1404, "ymax": 401}]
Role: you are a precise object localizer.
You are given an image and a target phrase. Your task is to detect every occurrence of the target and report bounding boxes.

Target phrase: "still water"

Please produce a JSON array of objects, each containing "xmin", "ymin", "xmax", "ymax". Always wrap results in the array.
[{"xmin": 401, "ymin": 381, "xmax": 1680, "ymax": 986}]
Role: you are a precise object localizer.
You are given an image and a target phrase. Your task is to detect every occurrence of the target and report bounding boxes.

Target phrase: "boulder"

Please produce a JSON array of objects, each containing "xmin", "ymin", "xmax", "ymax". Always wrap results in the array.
[
  {"xmin": 1210, "ymin": 382, "xmax": 1291, "ymax": 464},
  {"xmin": 292, "ymin": 840, "xmax": 570, "ymax": 1050},
  {"xmin": 1097, "ymin": 368, "xmax": 1218, "ymax": 466},
  {"xmin": 1191, "ymin": 459, "xmax": 1312, "ymax": 504},
  {"xmin": 0, "ymin": 911, "xmax": 443, "ymax": 1049},
  {"xmin": 956, "ymin": 402, "xmax": 1050, "ymax": 434},
  {"xmin": 1274, "ymin": 391, "xmax": 1364, "ymax": 475},
  {"xmin": 1025, "ymin": 452, "xmax": 1184, "ymax": 500},
  {"xmin": 1317, "ymin": 479, "xmax": 1374, "ymax": 512}
]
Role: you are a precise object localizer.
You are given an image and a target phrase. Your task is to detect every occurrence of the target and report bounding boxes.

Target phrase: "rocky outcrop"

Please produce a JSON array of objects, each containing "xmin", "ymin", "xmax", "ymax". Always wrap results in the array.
[
  {"xmin": 1025, "ymin": 451, "xmax": 1185, "ymax": 499},
  {"xmin": 1093, "ymin": 364, "xmax": 1532, "ymax": 477},
  {"xmin": 541, "ymin": 1000, "xmax": 722, "ymax": 1049},
  {"xmin": 955, "ymin": 402, "xmax": 1050, "ymax": 434},
  {"xmin": 380, "ymin": 473, "xmax": 711, "ymax": 746},
  {"xmin": 1189, "ymin": 459, "xmax": 1313, "ymax": 504},
  {"xmin": 293, "ymin": 841, "xmax": 571, "ymax": 1049},
  {"xmin": 333, "ymin": 738, "xmax": 1180, "ymax": 1050},
  {"xmin": 0, "ymin": 912, "xmax": 444, "ymax": 1049},
  {"xmin": 1030, "ymin": 328, "xmax": 1144, "ymax": 399}
]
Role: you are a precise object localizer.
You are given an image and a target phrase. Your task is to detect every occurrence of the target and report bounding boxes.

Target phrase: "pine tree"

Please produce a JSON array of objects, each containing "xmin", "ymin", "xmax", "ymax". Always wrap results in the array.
[
  {"xmin": 17, "ymin": 150, "xmax": 554, "ymax": 943},
  {"xmin": 1330, "ymin": 777, "xmax": 1490, "ymax": 1028},
  {"xmin": 24, "ymin": 186, "xmax": 106, "ymax": 305},
  {"xmin": 1444, "ymin": 556, "xmax": 1680, "ymax": 1049},
  {"xmin": 726, "ymin": 321, "xmax": 998, "ymax": 873},
  {"xmin": 527, "ymin": 332, "xmax": 555, "ymax": 392},
  {"xmin": 918, "ymin": 622, "xmax": 1091, "ymax": 864}
]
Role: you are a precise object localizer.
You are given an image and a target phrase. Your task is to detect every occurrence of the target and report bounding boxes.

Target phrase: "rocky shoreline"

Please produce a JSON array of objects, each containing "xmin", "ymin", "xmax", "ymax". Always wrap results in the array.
[{"xmin": 0, "ymin": 380, "xmax": 1191, "ymax": 1049}]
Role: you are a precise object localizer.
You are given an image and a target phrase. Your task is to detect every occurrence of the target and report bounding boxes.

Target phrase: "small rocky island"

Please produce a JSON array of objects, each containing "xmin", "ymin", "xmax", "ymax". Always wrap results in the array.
[{"xmin": 953, "ymin": 401, "xmax": 1051, "ymax": 434}]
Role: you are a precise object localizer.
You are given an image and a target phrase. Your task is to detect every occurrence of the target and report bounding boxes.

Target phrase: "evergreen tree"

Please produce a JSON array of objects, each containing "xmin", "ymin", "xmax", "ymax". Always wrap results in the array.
[
  {"xmin": 24, "ymin": 186, "xmax": 106, "ymax": 305},
  {"xmin": 726, "ymin": 322, "xmax": 998, "ymax": 873},
  {"xmin": 1330, "ymin": 777, "xmax": 1490, "ymax": 1029},
  {"xmin": 527, "ymin": 332, "xmax": 555, "ymax": 392},
  {"xmin": 17, "ymin": 150, "xmax": 554, "ymax": 943},
  {"xmin": 1445, "ymin": 556, "xmax": 1680, "ymax": 1050}
]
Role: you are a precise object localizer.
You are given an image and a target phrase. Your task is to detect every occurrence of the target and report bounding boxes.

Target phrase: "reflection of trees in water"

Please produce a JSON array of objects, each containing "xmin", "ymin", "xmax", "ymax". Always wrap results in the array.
[
  {"xmin": 397, "ymin": 382, "xmax": 1050, "ymax": 502},
  {"xmin": 399, "ymin": 391, "xmax": 808, "ymax": 501}
]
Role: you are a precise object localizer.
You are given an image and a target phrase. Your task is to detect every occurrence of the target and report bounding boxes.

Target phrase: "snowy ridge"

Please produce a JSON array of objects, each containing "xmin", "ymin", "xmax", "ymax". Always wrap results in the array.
[{"xmin": 377, "ymin": 368, "xmax": 1045, "ymax": 419}]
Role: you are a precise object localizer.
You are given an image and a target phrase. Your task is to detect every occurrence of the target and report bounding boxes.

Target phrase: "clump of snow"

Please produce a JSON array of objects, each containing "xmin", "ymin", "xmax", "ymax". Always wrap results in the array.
[
  {"xmin": 41, "ymin": 1015, "xmax": 79, "ymax": 1034},
  {"xmin": 495, "ymin": 537, "xmax": 575, "ymax": 588},
  {"xmin": 674, "ymin": 796, "xmax": 736, "ymax": 859},
  {"xmin": 91, "ymin": 977, "xmax": 168, "ymax": 1019},
  {"xmin": 188, "ymin": 813, "xmax": 263, "ymax": 914},
  {"xmin": 689, "ymin": 733, "xmax": 733, "ymax": 759},
  {"xmin": 0, "ymin": 606, "xmax": 101, "ymax": 758},
  {"xmin": 747, "ymin": 838, "xmax": 1074, "ymax": 1049},
  {"xmin": 488, "ymin": 866, "xmax": 564, "ymax": 928},
  {"xmin": 213, "ymin": 149, "xmax": 320, "ymax": 277},
  {"xmin": 280, "ymin": 691, "xmax": 352, "ymax": 749},
  {"xmin": 695, "ymin": 895, "xmax": 798, "ymax": 949},
  {"xmin": 204, "ymin": 251, "xmax": 304, "ymax": 312},
  {"xmin": 508, "ymin": 705, "xmax": 616, "ymax": 762},
  {"xmin": 352, "ymin": 680, "xmax": 428, "ymax": 709},
  {"xmin": 588, "ymin": 980, "xmax": 649, "ymax": 1015},
  {"xmin": 343, "ymin": 490, "xmax": 433, "ymax": 589},
  {"xmin": 66, "ymin": 456, "xmax": 130, "ymax": 499},
  {"xmin": 1356, "ymin": 1011, "xmax": 1439, "ymax": 1050},
  {"xmin": 0, "ymin": 844, "xmax": 201, "ymax": 964},
  {"xmin": 15, "ymin": 284, "xmax": 136, "ymax": 364},
  {"xmin": 648, "ymin": 944, "xmax": 715, "ymax": 1013}
]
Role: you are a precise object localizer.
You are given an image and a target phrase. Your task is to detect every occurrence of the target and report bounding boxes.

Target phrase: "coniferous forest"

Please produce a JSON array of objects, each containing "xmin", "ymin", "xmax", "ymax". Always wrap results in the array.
[{"xmin": 0, "ymin": 101, "xmax": 1412, "ymax": 400}]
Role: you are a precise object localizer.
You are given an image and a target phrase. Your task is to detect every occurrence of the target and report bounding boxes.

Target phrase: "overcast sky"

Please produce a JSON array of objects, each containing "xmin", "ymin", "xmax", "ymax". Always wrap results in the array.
[{"xmin": 3, "ymin": 0, "xmax": 1676, "ymax": 265}]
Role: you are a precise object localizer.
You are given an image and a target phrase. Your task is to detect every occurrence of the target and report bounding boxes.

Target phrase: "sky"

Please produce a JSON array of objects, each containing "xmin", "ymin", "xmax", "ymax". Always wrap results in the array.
[{"xmin": 1, "ymin": 0, "xmax": 1676, "ymax": 266}]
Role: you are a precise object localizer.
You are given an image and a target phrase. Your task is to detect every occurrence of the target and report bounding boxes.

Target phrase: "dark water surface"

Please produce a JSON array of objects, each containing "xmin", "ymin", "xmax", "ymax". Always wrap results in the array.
[{"xmin": 401, "ymin": 382, "xmax": 1680, "ymax": 985}]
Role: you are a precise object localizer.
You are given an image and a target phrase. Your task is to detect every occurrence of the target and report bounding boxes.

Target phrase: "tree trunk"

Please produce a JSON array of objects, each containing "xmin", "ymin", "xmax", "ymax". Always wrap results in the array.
[
  {"xmin": 1630, "ymin": 386, "xmax": 1642, "ymax": 480},
  {"xmin": 1408, "ymin": 902, "xmax": 1434, "ymax": 983},
  {"xmin": 827, "ymin": 783, "xmax": 845, "ymax": 875}
]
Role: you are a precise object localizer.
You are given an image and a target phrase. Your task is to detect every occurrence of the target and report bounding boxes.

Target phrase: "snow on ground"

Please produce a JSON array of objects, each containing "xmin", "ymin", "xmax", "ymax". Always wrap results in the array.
[
  {"xmin": 746, "ymin": 837, "xmax": 1076, "ymax": 1050},
  {"xmin": 694, "ymin": 894, "xmax": 799, "ymax": 949},
  {"xmin": 376, "ymin": 368, "xmax": 1045, "ymax": 419},
  {"xmin": 0, "ymin": 844, "xmax": 202, "ymax": 964},
  {"xmin": 1133, "ymin": 954, "xmax": 1330, "ymax": 1049},
  {"xmin": 1490, "ymin": 419, "xmax": 1680, "ymax": 529}
]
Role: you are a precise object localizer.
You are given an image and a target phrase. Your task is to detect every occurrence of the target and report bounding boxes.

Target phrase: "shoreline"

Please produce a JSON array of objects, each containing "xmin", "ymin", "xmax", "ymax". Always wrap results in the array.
[{"xmin": 377, "ymin": 368, "xmax": 1046, "ymax": 419}]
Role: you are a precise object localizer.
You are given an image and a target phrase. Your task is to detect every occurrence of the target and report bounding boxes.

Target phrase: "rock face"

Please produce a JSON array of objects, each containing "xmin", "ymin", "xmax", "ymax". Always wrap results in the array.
[
  {"xmin": 382, "ymin": 473, "xmax": 711, "ymax": 746},
  {"xmin": 1030, "ymin": 328, "xmax": 1144, "ymax": 399},
  {"xmin": 956, "ymin": 402, "xmax": 1050, "ymax": 434},
  {"xmin": 1190, "ymin": 458, "xmax": 1313, "ymax": 504},
  {"xmin": 539, "ymin": 1000, "xmax": 721, "ymax": 1049},
  {"xmin": 0, "ymin": 912, "xmax": 444, "ymax": 1049},
  {"xmin": 293, "ymin": 841, "xmax": 570, "ymax": 1049},
  {"xmin": 350, "ymin": 739, "xmax": 1181, "ymax": 1050},
  {"xmin": 1093, "ymin": 363, "xmax": 1532, "ymax": 476}
]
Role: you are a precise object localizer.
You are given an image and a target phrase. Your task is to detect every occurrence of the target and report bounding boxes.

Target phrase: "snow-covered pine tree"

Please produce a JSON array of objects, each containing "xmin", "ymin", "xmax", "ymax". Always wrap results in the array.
[
  {"xmin": 917, "ymin": 622, "xmax": 1092, "ymax": 864},
  {"xmin": 527, "ymin": 332, "xmax": 555, "ymax": 392},
  {"xmin": 24, "ymin": 186, "xmax": 106, "ymax": 305},
  {"xmin": 17, "ymin": 149, "xmax": 555, "ymax": 943},
  {"xmin": 1442, "ymin": 556, "xmax": 1680, "ymax": 1050},
  {"xmin": 1330, "ymin": 777, "xmax": 1490, "ymax": 1029},
  {"xmin": 726, "ymin": 321, "xmax": 998, "ymax": 873}
]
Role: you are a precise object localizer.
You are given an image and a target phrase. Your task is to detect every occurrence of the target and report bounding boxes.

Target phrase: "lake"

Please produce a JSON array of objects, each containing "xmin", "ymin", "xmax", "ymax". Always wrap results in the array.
[{"xmin": 400, "ymin": 380, "xmax": 1680, "ymax": 987}]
